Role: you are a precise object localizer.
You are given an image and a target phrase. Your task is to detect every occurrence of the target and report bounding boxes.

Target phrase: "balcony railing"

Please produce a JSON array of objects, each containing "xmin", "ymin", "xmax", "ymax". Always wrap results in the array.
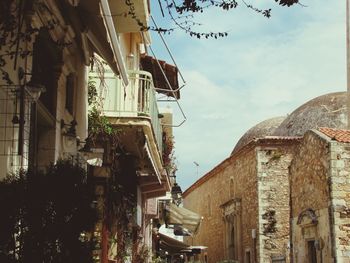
[{"xmin": 92, "ymin": 69, "xmax": 163, "ymax": 155}]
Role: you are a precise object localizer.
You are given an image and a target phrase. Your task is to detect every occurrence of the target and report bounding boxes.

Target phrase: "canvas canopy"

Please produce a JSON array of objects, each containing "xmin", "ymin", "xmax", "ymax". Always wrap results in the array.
[{"xmin": 166, "ymin": 203, "xmax": 201, "ymax": 235}]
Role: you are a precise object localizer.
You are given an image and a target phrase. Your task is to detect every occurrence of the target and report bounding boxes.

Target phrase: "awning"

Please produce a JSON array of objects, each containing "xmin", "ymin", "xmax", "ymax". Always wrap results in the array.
[
  {"xmin": 174, "ymin": 225, "xmax": 191, "ymax": 236},
  {"xmin": 140, "ymin": 56, "xmax": 180, "ymax": 99},
  {"xmin": 181, "ymin": 246, "xmax": 208, "ymax": 255},
  {"xmin": 77, "ymin": 0, "xmax": 128, "ymax": 84},
  {"xmin": 166, "ymin": 203, "xmax": 201, "ymax": 234},
  {"xmin": 138, "ymin": 176, "xmax": 168, "ymax": 199},
  {"xmin": 158, "ymin": 233, "xmax": 189, "ymax": 254}
]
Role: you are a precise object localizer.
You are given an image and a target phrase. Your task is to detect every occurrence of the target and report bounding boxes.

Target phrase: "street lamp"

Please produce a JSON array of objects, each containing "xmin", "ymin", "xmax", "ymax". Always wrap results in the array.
[
  {"xmin": 193, "ymin": 161, "xmax": 199, "ymax": 178},
  {"xmin": 25, "ymin": 81, "xmax": 45, "ymax": 102},
  {"xmin": 171, "ymin": 181, "xmax": 182, "ymax": 206},
  {"xmin": 78, "ymin": 137, "xmax": 104, "ymax": 166},
  {"xmin": 17, "ymin": 67, "xmax": 45, "ymax": 102}
]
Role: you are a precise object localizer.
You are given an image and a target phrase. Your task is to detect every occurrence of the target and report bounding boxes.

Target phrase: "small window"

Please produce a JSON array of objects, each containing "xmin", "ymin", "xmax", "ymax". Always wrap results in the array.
[
  {"xmin": 65, "ymin": 74, "xmax": 75, "ymax": 115},
  {"xmin": 307, "ymin": 240, "xmax": 317, "ymax": 263},
  {"xmin": 271, "ymin": 255, "xmax": 286, "ymax": 263},
  {"xmin": 229, "ymin": 178, "xmax": 235, "ymax": 197},
  {"xmin": 245, "ymin": 250, "xmax": 251, "ymax": 263}
]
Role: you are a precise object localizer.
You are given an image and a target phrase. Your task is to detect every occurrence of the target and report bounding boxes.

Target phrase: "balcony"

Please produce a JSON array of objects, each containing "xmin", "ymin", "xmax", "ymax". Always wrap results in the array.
[{"xmin": 90, "ymin": 69, "xmax": 165, "ymax": 185}]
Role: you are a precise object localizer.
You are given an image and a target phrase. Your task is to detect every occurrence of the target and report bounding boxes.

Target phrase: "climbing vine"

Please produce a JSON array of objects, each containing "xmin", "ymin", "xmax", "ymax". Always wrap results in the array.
[
  {"xmin": 162, "ymin": 134, "xmax": 178, "ymax": 176},
  {"xmin": 88, "ymin": 58, "xmax": 118, "ymax": 139}
]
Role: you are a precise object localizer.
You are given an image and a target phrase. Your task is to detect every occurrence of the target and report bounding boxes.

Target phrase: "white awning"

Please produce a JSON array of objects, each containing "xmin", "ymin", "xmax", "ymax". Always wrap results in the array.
[
  {"xmin": 77, "ymin": 0, "xmax": 128, "ymax": 84},
  {"xmin": 158, "ymin": 233, "xmax": 189, "ymax": 255},
  {"xmin": 166, "ymin": 203, "xmax": 201, "ymax": 234}
]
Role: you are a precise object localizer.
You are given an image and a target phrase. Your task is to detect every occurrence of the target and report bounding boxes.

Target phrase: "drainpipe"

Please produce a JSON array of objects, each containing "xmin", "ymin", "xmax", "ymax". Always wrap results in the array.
[
  {"xmin": 347, "ymin": 0, "xmax": 350, "ymax": 129},
  {"xmin": 289, "ymin": 164, "xmax": 293, "ymax": 263},
  {"xmin": 99, "ymin": 0, "xmax": 129, "ymax": 86},
  {"xmin": 328, "ymin": 142, "xmax": 337, "ymax": 263},
  {"xmin": 252, "ymin": 229, "xmax": 257, "ymax": 263}
]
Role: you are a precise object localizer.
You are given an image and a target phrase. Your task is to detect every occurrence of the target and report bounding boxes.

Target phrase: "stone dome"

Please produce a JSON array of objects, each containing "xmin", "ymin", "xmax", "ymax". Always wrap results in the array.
[
  {"xmin": 273, "ymin": 92, "xmax": 347, "ymax": 137},
  {"xmin": 231, "ymin": 116, "xmax": 286, "ymax": 155}
]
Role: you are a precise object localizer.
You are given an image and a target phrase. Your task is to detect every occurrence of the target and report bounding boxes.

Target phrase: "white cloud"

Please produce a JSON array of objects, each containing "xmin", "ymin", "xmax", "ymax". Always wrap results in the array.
[{"xmin": 152, "ymin": 0, "xmax": 346, "ymax": 189}]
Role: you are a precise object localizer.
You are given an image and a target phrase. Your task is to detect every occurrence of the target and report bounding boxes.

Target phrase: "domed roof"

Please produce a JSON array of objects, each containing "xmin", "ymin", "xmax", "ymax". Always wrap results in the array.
[
  {"xmin": 273, "ymin": 92, "xmax": 347, "ymax": 137},
  {"xmin": 231, "ymin": 116, "xmax": 286, "ymax": 155}
]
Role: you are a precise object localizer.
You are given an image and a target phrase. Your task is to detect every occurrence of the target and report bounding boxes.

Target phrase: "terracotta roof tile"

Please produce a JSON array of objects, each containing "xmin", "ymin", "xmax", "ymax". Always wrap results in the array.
[{"xmin": 318, "ymin": 127, "xmax": 350, "ymax": 143}]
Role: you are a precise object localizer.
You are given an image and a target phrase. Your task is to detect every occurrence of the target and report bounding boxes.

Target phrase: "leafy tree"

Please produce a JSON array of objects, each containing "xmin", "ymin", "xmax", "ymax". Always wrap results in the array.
[
  {"xmin": 138, "ymin": 0, "xmax": 302, "ymax": 39},
  {"xmin": 0, "ymin": 161, "xmax": 98, "ymax": 263}
]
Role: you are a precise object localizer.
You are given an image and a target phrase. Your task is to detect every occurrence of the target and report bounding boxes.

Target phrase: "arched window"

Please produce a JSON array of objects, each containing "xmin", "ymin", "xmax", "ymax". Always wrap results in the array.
[
  {"xmin": 229, "ymin": 178, "xmax": 235, "ymax": 198},
  {"xmin": 207, "ymin": 194, "xmax": 211, "ymax": 216},
  {"xmin": 230, "ymin": 225, "xmax": 235, "ymax": 259}
]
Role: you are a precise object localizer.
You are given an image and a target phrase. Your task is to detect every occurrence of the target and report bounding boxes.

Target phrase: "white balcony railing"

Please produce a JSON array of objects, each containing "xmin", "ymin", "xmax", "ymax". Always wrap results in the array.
[{"xmin": 93, "ymin": 70, "xmax": 163, "ymax": 155}]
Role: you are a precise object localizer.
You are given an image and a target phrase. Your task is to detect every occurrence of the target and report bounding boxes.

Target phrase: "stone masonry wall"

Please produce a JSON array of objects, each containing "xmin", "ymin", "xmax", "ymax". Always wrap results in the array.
[
  {"xmin": 329, "ymin": 140, "xmax": 350, "ymax": 262},
  {"xmin": 183, "ymin": 161, "xmax": 228, "ymax": 263},
  {"xmin": 183, "ymin": 147, "xmax": 259, "ymax": 263},
  {"xmin": 290, "ymin": 131, "xmax": 332, "ymax": 263},
  {"xmin": 256, "ymin": 145, "xmax": 297, "ymax": 263},
  {"xmin": 230, "ymin": 148, "xmax": 259, "ymax": 262}
]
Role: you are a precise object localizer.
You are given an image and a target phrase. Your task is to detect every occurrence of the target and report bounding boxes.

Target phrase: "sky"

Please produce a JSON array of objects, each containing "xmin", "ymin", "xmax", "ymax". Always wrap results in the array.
[{"xmin": 150, "ymin": 0, "xmax": 347, "ymax": 190}]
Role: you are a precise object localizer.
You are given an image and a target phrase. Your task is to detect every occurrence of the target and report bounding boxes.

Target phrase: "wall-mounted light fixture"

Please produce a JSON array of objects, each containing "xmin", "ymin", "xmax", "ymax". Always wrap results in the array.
[
  {"xmin": 78, "ymin": 137, "xmax": 104, "ymax": 166},
  {"xmin": 25, "ymin": 81, "xmax": 46, "ymax": 102},
  {"xmin": 169, "ymin": 173, "xmax": 183, "ymax": 206},
  {"xmin": 171, "ymin": 182, "xmax": 182, "ymax": 206},
  {"xmin": 61, "ymin": 119, "xmax": 77, "ymax": 138},
  {"xmin": 18, "ymin": 67, "xmax": 46, "ymax": 102}
]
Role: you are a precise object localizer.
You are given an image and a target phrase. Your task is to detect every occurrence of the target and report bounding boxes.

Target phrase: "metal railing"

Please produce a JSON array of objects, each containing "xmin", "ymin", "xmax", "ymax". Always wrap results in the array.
[{"xmin": 94, "ymin": 70, "xmax": 163, "ymax": 154}]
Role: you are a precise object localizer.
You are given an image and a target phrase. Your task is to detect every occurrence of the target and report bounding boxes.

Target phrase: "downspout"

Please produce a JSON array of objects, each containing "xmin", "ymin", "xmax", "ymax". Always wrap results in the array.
[
  {"xmin": 328, "ymin": 142, "xmax": 337, "ymax": 263},
  {"xmin": 347, "ymin": 0, "xmax": 350, "ymax": 130},
  {"xmin": 288, "ymin": 164, "xmax": 293, "ymax": 263},
  {"xmin": 99, "ymin": 0, "xmax": 129, "ymax": 86}
]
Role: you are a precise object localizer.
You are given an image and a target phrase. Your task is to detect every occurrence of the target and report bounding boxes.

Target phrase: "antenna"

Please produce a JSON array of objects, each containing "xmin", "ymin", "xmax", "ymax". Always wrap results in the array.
[{"xmin": 193, "ymin": 161, "xmax": 199, "ymax": 178}]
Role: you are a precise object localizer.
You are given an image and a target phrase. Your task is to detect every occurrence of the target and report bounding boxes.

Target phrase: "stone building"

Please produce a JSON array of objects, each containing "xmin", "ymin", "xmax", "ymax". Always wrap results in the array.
[
  {"xmin": 290, "ymin": 128, "xmax": 350, "ymax": 263},
  {"xmin": 183, "ymin": 92, "xmax": 349, "ymax": 263},
  {"xmin": 183, "ymin": 128, "xmax": 300, "ymax": 263}
]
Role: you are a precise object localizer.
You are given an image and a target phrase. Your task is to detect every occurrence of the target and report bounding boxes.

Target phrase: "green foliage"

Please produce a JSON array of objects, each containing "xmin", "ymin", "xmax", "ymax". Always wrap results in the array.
[
  {"xmin": 152, "ymin": 256, "xmax": 166, "ymax": 263},
  {"xmin": 88, "ymin": 107, "xmax": 115, "ymax": 137},
  {"xmin": 88, "ymin": 77, "xmax": 98, "ymax": 106},
  {"xmin": 133, "ymin": 244, "xmax": 151, "ymax": 263},
  {"xmin": 0, "ymin": 160, "xmax": 98, "ymax": 263},
  {"xmin": 162, "ymin": 135, "xmax": 177, "ymax": 176},
  {"xmin": 87, "ymin": 76, "xmax": 116, "ymax": 137},
  {"xmin": 128, "ymin": 0, "xmax": 299, "ymax": 39}
]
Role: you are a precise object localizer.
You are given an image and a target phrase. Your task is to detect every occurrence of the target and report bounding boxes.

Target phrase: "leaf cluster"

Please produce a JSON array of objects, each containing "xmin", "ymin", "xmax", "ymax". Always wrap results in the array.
[
  {"xmin": 276, "ymin": 0, "xmax": 299, "ymax": 7},
  {"xmin": 124, "ymin": 0, "xmax": 301, "ymax": 39},
  {"xmin": 0, "ymin": 160, "xmax": 98, "ymax": 263},
  {"xmin": 87, "ymin": 76, "xmax": 116, "ymax": 138},
  {"xmin": 162, "ymin": 135, "xmax": 178, "ymax": 176}
]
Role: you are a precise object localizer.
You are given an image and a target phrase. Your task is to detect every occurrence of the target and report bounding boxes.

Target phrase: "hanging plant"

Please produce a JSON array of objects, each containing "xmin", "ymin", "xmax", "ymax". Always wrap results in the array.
[
  {"xmin": 88, "ymin": 59, "xmax": 119, "ymax": 140},
  {"xmin": 162, "ymin": 135, "xmax": 178, "ymax": 176}
]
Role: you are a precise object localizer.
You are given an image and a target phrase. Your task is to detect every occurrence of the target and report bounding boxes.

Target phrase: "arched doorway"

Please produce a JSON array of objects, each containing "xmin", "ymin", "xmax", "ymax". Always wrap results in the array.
[{"xmin": 229, "ymin": 225, "xmax": 236, "ymax": 259}]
